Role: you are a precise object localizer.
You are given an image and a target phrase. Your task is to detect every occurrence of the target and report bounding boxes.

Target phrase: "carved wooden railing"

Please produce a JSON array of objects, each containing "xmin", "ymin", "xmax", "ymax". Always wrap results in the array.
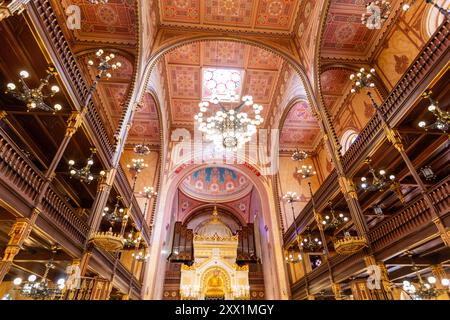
[
  {"xmin": 342, "ymin": 20, "xmax": 450, "ymax": 174},
  {"xmin": 29, "ymin": 0, "xmax": 152, "ymax": 245},
  {"xmin": 290, "ymin": 177, "xmax": 449, "ymax": 299},
  {"xmin": 60, "ymin": 276, "xmax": 111, "ymax": 300},
  {"xmin": 369, "ymin": 177, "xmax": 449, "ymax": 252},
  {"xmin": 0, "ymin": 127, "xmax": 88, "ymax": 245},
  {"xmin": 0, "ymin": 133, "xmax": 44, "ymax": 202},
  {"xmin": 30, "ymin": 0, "xmax": 114, "ymax": 161},
  {"xmin": 284, "ymin": 169, "xmax": 339, "ymax": 244},
  {"xmin": 41, "ymin": 185, "xmax": 89, "ymax": 245}
]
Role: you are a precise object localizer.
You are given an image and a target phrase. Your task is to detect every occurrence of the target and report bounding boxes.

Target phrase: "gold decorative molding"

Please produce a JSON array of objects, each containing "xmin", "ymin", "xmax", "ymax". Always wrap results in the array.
[
  {"xmin": 338, "ymin": 176, "xmax": 358, "ymax": 199},
  {"xmin": 193, "ymin": 234, "xmax": 239, "ymax": 242},
  {"xmin": 383, "ymin": 125, "xmax": 404, "ymax": 152},
  {"xmin": 334, "ymin": 236, "xmax": 368, "ymax": 255},
  {"xmin": 89, "ymin": 228, "xmax": 124, "ymax": 252},
  {"xmin": 0, "ymin": 110, "xmax": 7, "ymax": 120}
]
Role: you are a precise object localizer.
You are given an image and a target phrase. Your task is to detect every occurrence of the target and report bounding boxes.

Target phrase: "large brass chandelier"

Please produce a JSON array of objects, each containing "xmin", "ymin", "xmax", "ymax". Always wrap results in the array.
[
  {"xmin": 13, "ymin": 248, "xmax": 65, "ymax": 300},
  {"xmin": 418, "ymin": 91, "xmax": 449, "ymax": 134},
  {"xmin": 401, "ymin": 252, "xmax": 450, "ymax": 299},
  {"xmin": 195, "ymin": 95, "xmax": 263, "ymax": 151},
  {"xmin": 68, "ymin": 148, "xmax": 106, "ymax": 184},
  {"xmin": 6, "ymin": 67, "xmax": 62, "ymax": 113}
]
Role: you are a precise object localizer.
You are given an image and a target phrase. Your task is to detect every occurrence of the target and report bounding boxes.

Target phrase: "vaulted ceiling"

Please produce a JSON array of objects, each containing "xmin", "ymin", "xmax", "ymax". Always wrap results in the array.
[
  {"xmin": 159, "ymin": 0, "xmax": 301, "ymax": 34},
  {"xmin": 164, "ymin": 41, "xmax": 284, "ymax": 127},
  {"xmin": 321, "ymin": 0, "xmax": 401, "ymax": 61}
]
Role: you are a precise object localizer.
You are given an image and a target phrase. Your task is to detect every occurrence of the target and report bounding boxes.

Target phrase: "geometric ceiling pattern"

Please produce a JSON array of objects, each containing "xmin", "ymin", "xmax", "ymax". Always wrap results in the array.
[
  {"xmin": 59, "ymin": 0, "xmax": 137, "ymax": 45},
  {"xmin": 128, "ymin": 92, "xmax": 161, "ymax": 145},
  {"xmin": 165, "ymin": 41, "xmax": 284, "ymax": 127},
  {"xmin": 279, "ymin": 101, "xmax": 321, "ymax": 150},
  {"xmin": 321, "ymin": 0, "xmax": 400, "ymax": 60},
  {"xmin": 159, "ymin": 0, "xmax": 301, "ymax": 34},
  {"xmin": 320, "ymin": 68, "xmax": 352, "ymax": 114}
]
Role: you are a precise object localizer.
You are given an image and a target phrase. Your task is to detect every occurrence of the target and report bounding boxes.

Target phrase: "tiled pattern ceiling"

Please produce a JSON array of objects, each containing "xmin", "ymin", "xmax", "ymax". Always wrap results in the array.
[
  {"xmin": 60, "ymin": 0, "xmax": 137, "ymax": 45},
  {"xmin": 320, "ymin": 68, "xmax": 352, "ymax": 113},
  {"xmin": 321, "ymin": 0, "xmax": 400, "ymax": 60},
  {"xmin": 280, "ymin": 101, "xmax": 321, "ymax": 150},
  {"xmin": 159, "ymin": 0, "xmax": 300, "ymax": 34},
  {"xmin": 128, "ymin": 92, "xmax": 161, "ymax": 144},
  {"xmin": 165, "ymin": 41, "xmax": 283, "ymax": 126}
]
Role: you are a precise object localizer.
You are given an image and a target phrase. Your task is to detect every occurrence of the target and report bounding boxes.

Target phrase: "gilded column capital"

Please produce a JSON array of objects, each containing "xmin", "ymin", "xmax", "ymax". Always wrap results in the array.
[
  {"xmin": 383, "ymin": 125, "xmax": 404, "ymax": 152},
  {"xmin": 338, "ymin": 176, "xmax": 358, "ymax": 199},
  {"xmin": 65, "ymin": 111, "xmax": 82, "ymax": 137},
  {"xmin": 2, "ymin": 245, "xmax": 20, "ymax": 261},
  {"xmin": 7, "ymin": 219, "xmax": 31, "ymax": 246},
  {"xmin": 0, "ymin": 110, "xmax": 7, "ymax": 120}
]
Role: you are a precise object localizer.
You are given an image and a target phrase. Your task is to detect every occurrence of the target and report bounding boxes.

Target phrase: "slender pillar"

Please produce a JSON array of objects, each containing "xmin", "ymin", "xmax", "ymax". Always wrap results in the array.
[
  {"xmin": 315, "ymin": 107, "xmax": 371, "ymax": 245},
  {"xmin": 79, "ymin": 168, "xmax": 116, "ymax": 276},
  {"xmin": 127, "ymin": 233, "xmax": 141, "ymax": 297},
  {"xmin": 309, "ymin": 182, "xmax": 335, "ymax": 287},
  {"xmin": 0, "ymin": 218, "xmax": 32, "ymax": 284},
  {"xmin": 367, "ymin": 92, "xmax": 449, "ymax": 246}
]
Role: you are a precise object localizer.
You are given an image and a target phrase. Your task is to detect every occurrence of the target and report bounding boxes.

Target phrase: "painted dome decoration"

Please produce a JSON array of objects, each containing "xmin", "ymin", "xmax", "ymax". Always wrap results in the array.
[{"xmin": 181, "ymin": 167, "xmax": 252, "ymax": 201}]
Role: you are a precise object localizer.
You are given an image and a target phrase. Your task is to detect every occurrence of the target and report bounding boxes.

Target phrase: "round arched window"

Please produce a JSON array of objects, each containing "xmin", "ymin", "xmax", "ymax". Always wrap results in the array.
[{"xmin": 341, "ymin": 130, "xmax": 358, "ymax": 155}]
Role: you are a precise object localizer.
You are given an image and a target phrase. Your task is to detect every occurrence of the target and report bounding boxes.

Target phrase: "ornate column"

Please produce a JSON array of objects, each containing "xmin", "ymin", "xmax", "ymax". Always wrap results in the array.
[
  {"xmin": 313, "ymin": 107, "xmax": 371, "ymax": 244},
  {"xmin": 0, "ymin": 218, "xmax": 32, "ymax": 284},
  {"xmin": 0, "ymin": 0, "xmax": 29, "ymax": 21},
  {"xmin": 79, "ymin": 168, "xmax": 116, "ymax": 276}
]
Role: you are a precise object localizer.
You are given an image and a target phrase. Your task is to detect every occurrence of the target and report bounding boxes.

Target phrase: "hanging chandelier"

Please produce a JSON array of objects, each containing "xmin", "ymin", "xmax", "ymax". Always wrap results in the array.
[
  {"xmin": 68, "ymin": 148, "xmax": 105, "ymax": 184},
  {"xmin": 123, "ymin": 229, "xmax": 142, "ymax": 249},
  {"xmin": 300, "ymin": 228, "xmax": 322, "ymax": 252},
  {"xmin": 321, "ymin": 202, "xmax": 349, "ymax": 230},
  {"xmin": 13, "ymin": 248, "xmax": 65, "ymax": 300},
  {"xmin": 133, "ymin": 141, "xmax": 151, "ymax": 156},
  {"xmin": 401, "ymin": 252, "xmax": 450, "ymax": 299},
  {"xmin": 127, "ymin": 158, "xmax": 148, "ymax": 175},
  {"xmin": 418, "ymin": 91, "xmax": 449, "ymax": 134},
  {"xmin": 350, "ymin": 68, "xmax": 376, "ymax": 93},
  {"xmin": 6, "ymin": 67, "xmax": 62, "ymax": 113},
  {"xmin": 195, "ymin": 95, "xmax": 263, "ymax": 151},
  {"xmin": 291, "ymin": 148, "xmax": 308, "ymax": 162},
  {"xmin": 361, "ymin": 1, "xmax": 391, "ymax": 30},
  {"xmin": 102, "ymin": 196, "xmax": 126, "ymax": 225},
  {"xmin": 285, "ymin": 246, "xmax": 302, "ymax": 263},
  {"xmin": 132, "ymin": 250, "xmax": 150, "ymax": 262},
  {"xmin": 87, "ymin": 49, "xmax": 121, "ymax": 80},
  {"xmin": 297, "ymin": 165, "xmax": 317, "ymax": 179},
  {"xmin": 360, "ymin": 158, "xmax": 396, "ymax": 191}
]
